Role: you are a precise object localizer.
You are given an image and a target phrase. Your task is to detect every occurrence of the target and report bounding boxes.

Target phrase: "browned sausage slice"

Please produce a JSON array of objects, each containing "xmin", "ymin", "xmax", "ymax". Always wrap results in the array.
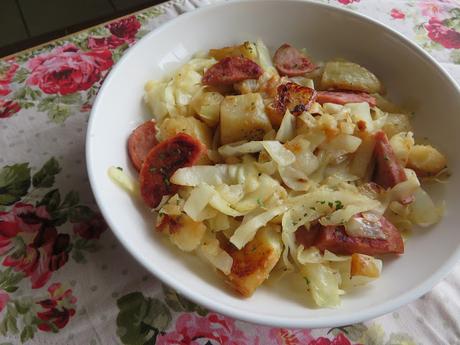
[
  {"xmin": 373, "ymin": 131, "xmax": 407, "ymax": 189},
  {"xmin": 295, "ymin": 223, "xmax": 321, "ymax": 248},
  {"xmin": 128, "ymin": 120, "xmax": 158, "ymax": 171},
  {"xmin": 139, "ymin": 133, "xmax": 206, "ymax": 208},
  {"xmin": 273, "ymin": 43, "xmax": 316, "ymax": 76},
  {"xmin": 317, "ymin": 91, "xmax": 377, "ymax": 107},
  {"xmin": 314, "ymin": 216, "xmax": 404, "ymax": 255},
  {"xmin": 202, "ymin": 56, "xmax": 263, "ymax": 86},
  {"xmin": 295, "ymin": 216, "xmax": 404, "ymax": 255}
]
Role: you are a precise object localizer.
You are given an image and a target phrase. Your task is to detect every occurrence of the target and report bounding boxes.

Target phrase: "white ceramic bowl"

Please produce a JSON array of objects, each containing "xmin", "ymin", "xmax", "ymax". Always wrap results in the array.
[{"xmin": 86, "ymin": 0, "xmax": 460, "ymax": 328}]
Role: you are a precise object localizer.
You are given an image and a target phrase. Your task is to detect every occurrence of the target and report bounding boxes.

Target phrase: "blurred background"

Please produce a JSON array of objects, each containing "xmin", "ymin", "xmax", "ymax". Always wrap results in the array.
[{"xmin": 0, "ymin": 0, "xmax": 165, "ymax": 57}]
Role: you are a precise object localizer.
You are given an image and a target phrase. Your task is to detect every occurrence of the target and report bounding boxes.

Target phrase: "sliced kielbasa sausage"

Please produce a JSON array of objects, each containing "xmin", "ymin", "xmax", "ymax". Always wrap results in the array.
[
  {"xmin": 295, "ymin": 216, "xmax": 404, "ymax": 256},
  {"xmin": 128, "ymin": 120, "xmax": 158, "ymax": 171},
  {"xmin": 317, "ymin": 91, "xmax": 377, "ymax": 107},
  {"xmin": 373, "ymin": 131, "xmax": 407, "ymax": 189},
  {"xmin": 139, "ymin": 133, "xmax": 206, "ymax": 208},
  {"xmin": 273, "ymin": 43, "xmax": 316, "ymax": 77},
  {"xmin": 202, "ymin": 56, "xmax": 263, "ymax": 86}
]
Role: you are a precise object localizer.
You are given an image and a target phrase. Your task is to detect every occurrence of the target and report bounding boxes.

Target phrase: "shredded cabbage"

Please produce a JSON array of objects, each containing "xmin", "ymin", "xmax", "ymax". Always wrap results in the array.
[
  {"xmin": 144, "ymin": 58, "xmax": 216, "ymax": 120},
  {"xmin": 133, "ymin": 39, "xmax": 449, "ymax": 308},
  {"xmin": 389, "ymin": 168, "xmax": 420, "ymax": 203},
  {"xmin": 282, "ymin": 187, "xmax": 381, "ymax": 233},
  {"xmin": 218, "ymin": 141, "xmax": 295, "ymax": 167},
  {"xmin": 276, "ymin": 110, "xmax": 296, "ymax": 143},
  {"xmin": 197, "ymin": 232, "xmax": 233, "ymax": 275},
  {"xmin": 345, "ymin": 213, "xmax": 387, "ymax": 239},
  {"xmin": 184, "ymin": 183, "xmax": 215, "ymax": 221},
  {"xmin": 255, "ymin": 39, "xmax": 278, "ymax": 76},
  {"xmin": 301, "ymin": 263, "xmax": 344, "ymax": 307},
  {"xmin": 230, "ymin": 205, "xmax": 287, "ymax": 249},
  {"xmin": 344, "ymin": 102, "xmax": 373, "ymax": 132},
  {"xmin": 233, "ymin": 174, "xmax": 283, "ymax": 212},
  {"xmin": 409, "ymin": 187, "xmax": 443, "ymax": 227},
  {"xmin": 108, "ymin": 167, "xmax": 139, "ymax": 196},
  {"xmin": 171, "ymin": 164, "xmax": 243, "ymax": 186}
]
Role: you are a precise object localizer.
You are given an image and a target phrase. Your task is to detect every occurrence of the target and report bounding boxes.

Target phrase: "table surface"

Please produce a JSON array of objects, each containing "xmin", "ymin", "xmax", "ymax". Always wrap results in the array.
[{"xmin": 0, "ymin": 0, "xmax": 459, "ymax": 344}]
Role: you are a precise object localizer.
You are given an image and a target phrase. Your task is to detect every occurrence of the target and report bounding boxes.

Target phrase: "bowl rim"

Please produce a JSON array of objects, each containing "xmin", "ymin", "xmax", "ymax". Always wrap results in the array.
[{"xmin": 86, "ymin": 0, "xmax": 460, "ymax": 328}]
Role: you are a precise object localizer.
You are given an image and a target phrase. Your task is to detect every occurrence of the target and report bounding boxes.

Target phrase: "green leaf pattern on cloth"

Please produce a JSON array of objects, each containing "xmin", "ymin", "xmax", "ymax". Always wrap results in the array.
[
  {"xmin": 0, "ymin": 0, "xmax": 459, "ymax": 344},
  {"xmin": 0, "ymin": 158, "xmax": 106, "ymax": 342},
  {"xmin": 0, "ymin": 164, "xmax": 31, "ymax": 206}
]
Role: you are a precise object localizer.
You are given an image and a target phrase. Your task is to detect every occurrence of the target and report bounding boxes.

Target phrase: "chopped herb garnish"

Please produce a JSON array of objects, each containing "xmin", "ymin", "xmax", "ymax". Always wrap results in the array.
[
  {"xmin": 257, "ymin": 198, "xmax": 264, "ymax": 207},
  {"xmin": 149, "ymin": 167, "xmax": 157, "ymax": 173},
  {"xmin": 309, "ymin": 206, "xmax": 316, "ymax": 211},
  {"xmin": 328, "ymin": 202, "xmax": 333, "ymax": 208},
  {"xmin": 383, "ymin": 155, "xmax": 389, "ymax": 161},
  {"xmin": 116, "ymin": 166, "xmax": 123, "ymax": 171},
  {"xmin": 317, "ymin": 200, "xmax": 326, "ymax": 205},
  {"xmin": 334, "ymin": 200, "xmax": 344, "ymax": 210},
  {"xmin": 303, "ymin": 277, "xmax": 309, "ymax": 286},
  {"xmin": 163, "ymin": 177, "xmax": 171, "ymax": 186}
]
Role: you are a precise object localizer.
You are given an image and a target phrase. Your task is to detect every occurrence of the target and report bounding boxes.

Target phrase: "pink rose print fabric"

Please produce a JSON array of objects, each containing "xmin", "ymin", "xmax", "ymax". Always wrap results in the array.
[
  {"xmin": 36, "ymin": 283, "xmax": 77, "ymax": 331},
  {"xmin": 26, "ymin": 44, "xmax": 113, "ymax": 95},
  {"xmin": 0, "ymin": 0, "xmax": 459, "ymax": 344},
  {"xmin": 391, "ymin": 9, "xmax": 406, "ymax": 20},
  {"xmin": 88, "ymin": 15, "xmax": 141, "ymax": 50},
  {"xmin": 157, "ymin": 313, "xmax": 248, "ymax": 345},
  {"xmin": 425, "ymin": 17, "xmax": 460, "ymax": 48}
]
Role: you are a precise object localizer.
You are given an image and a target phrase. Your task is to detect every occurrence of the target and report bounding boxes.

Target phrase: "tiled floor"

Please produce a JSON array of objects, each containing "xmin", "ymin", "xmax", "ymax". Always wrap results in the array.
[{"xmin": 0, "ymin": 0, "xmax": 165, "ymax": 57}]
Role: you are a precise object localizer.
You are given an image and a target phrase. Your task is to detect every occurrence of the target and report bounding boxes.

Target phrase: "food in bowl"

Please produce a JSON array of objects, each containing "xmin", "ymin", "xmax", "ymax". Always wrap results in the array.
[{"xmin": 110, "ymin": 40, "xmax": 448, "ymax": 308}]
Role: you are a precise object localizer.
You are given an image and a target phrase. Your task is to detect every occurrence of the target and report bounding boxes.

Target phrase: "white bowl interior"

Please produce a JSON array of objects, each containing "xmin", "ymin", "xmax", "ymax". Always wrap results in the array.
[{"xmin": 87, "ymin": 0, "xmax": 460, "ymax": 328}]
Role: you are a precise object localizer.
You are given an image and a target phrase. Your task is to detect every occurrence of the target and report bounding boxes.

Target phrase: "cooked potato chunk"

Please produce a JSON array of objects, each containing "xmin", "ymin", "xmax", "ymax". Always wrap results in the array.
[
  {"xmin": 320, "ymin": 61, "xmax": 383, "ymax": 94},
  {"xmin": 159, "ymin": 115, "xmax": 213, "ymax": 148},
  {"xmin": 209, "ymin": 41, "xmax": 258, "ymax": 61},
  {"xmin": 220, "ymin": 93, "xmax": 273, "ymax": 144},
  {"xmin": 382, "ymin": 113, "xmax": 412, "ymax": 138},
  {"xmin": 389, "ymin": 132, "xmax": 414, "ymax": 166},
  {"xmin": 157, "ymin": 214, "xmax": 206, "ymax": 252},
  {"xmin": 190, "ymin": 91, "xmax": 224, "ymax": 127},
  {"xmin": 234, "ymin": 79, "xmax": 259, "ymax": 94},
  {"xmin": 222, "ymin": 226, "xmax": 282, "ymax": 297},
  {"xmin": 407, "ymin": 144, "xmax": 447, "ymax": 176},
  {"xmin": 351, "ymin": 253, "xmax": 381, "ymax": 278}
]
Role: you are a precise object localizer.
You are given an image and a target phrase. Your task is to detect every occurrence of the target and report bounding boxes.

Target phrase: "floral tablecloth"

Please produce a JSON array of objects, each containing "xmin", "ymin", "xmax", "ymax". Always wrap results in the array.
[{"xmin": 0, "ymin": 0, "xmax": 459, "ymax": 344}]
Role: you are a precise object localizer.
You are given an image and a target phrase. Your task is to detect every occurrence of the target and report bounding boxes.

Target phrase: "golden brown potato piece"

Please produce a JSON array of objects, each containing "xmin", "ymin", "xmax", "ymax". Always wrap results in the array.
[
  {"xmin": 221, "ymin": 226, "xmax": 282, "ymax": 297},
  {"xmin": 220, "ymin": 93, "xmax": 273, "ymax": 144},
  {"xmin": 209, "ymin": 42, "xmax": 258, "ymax": 61},
  {"xmin": 266, "ymin": 82, "xmax": 317, "ymax": 128},
  {"xmin": 389, "ymin": 132, "xmax": 414, "ymax": 166},
  {"xmin": 159, "ymin": 115, "xmax": 212, "ymax": 148},
  {"xmin": 156, "ymin": 214, "xmax": 206, "ymax": 252},
  {"xmin": 190, "ymin": 91, "xmax": 224, "ymax": 127},
  {"xmin": 320, "ymin": 61, "xmax": 383, "ymax": 94},
  {"xmin": 350, "ymin": 253, "xmax": 381, "ymax": 278},
  {"xmin": 407, "ymin": 144, "xmax": 447, "ymax": 177},
  {"xmin": 382, "ymin": 113, "xmax": 412, "ymax": 138},
  {"xmin": 265, "ymin": 102, "xmax": 285, "ymax": 128},
  {"xmin": 277, "ymin": 82, "xmax": 317, "ymax": 116}
]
